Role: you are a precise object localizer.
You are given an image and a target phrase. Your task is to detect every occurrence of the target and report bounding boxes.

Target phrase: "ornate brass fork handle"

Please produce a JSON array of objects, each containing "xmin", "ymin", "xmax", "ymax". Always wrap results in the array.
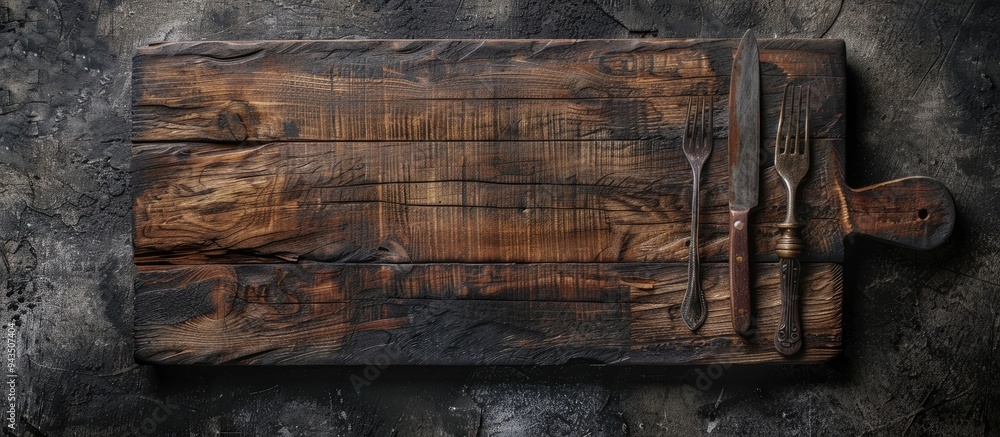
[{"xmin": 774, "ymin": 84, "xmax": 811, "ymax": 355}]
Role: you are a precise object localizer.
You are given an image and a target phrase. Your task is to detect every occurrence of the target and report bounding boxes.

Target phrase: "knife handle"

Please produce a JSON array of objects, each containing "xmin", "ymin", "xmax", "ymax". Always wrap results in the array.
[
  {"xmin": 775, "ymin": 224, "xmax": 804, "ymax": 356},
  {"xmin": 729, "ymin": 209, "xmax": 752, "ymax": 336}
]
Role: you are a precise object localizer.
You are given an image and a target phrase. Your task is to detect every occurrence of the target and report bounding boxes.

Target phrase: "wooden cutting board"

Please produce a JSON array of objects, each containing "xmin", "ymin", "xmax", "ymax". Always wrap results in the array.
[{"xmin": 131, "ymin": 39, "xmax": 954, "ymax": 365}]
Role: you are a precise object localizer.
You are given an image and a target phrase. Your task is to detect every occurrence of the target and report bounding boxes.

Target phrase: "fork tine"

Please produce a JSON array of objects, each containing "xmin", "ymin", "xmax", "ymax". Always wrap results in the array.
[
  {"xmin": 788, "ymin": 86, "xmax": 802, "ymax": 153},
  {"xmin": 777, "ymin": 83, "xmax": 789, "ymax": 154},
  {"xmin": 804, "ymin": 86, "xmax": 810, "ymax": 155},
  {"xmin": 703, "ymin": 96, "xmax": 712, "ymax": 148},
  {"xmin": 788, "ymin": 86, "xmax": 795, "ymax": 154},
  {"xmin": 699, "ymin": 96, "xmax": 704, "ymax": 145},
  {"xmin": 693, "ymin": 95, "xmax": 699, "ymax": 145},
  {"xmin": 685, "ymin": 95, "xmax": 693, "ymax": 146},
  {"xmin": 697, "ymin": 96, "xmax": 704, "ymax": 149}
]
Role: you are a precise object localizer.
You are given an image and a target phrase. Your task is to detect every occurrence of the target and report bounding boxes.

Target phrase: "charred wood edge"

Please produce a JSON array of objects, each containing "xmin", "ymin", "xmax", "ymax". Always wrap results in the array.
[{"xmin": 133, "ymin": 262, "xmax": 843, "ymax": 365}]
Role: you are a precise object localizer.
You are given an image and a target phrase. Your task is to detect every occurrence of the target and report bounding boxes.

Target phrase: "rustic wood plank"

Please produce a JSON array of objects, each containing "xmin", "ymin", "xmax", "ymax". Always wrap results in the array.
[
  {"xmin": 135, "ymin": 39, "xmax": 847, "ymax": 81},
  {"xmin": 132, "ymin": 87, "xmax": 845, "ymax": 143},
  {"xmin": 132, "ymin": 139, "xmax": 850, "ymax": 264},
  {"xmin": 134, "ymin": 262, "xmax": 842, "ymax": 365},
  {"xmin": 131, "ymin": 39, "xmax": 846, "ymax": 142}
]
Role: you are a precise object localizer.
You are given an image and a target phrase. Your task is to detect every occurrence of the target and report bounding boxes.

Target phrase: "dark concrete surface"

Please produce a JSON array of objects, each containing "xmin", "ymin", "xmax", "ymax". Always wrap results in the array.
[{"xmin": 1, "ymin": 0, "xmax": 997, "ymax": 435}]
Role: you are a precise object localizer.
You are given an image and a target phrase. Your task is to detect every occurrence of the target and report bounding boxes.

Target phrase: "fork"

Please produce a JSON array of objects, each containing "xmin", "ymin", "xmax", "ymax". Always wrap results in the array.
[
  {"xmin": 773, "ymin": 84, "xmax": 810, "ymax": 355},
  {"xmin": 681, "ymin": 95, "xmax": 713, "ymax": 331}
]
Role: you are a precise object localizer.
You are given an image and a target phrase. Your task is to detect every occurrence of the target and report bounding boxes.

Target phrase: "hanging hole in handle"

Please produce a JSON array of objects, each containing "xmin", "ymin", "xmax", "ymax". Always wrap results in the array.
[{"xmin": 918, "ymin": 208, "xmax": 929, "ymax": 220}]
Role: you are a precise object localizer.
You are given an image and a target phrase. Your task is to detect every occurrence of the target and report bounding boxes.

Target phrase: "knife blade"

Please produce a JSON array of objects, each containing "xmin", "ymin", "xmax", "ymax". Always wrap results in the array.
[{"xmin": 728, "ymin": 30, "xmax": 760, "ymax": 337}]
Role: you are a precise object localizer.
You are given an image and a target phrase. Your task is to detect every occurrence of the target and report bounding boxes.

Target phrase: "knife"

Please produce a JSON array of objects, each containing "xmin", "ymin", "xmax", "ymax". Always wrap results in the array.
[{"xmin": 728, "ymin": 30, "xmax": 760, "ymax": 337}]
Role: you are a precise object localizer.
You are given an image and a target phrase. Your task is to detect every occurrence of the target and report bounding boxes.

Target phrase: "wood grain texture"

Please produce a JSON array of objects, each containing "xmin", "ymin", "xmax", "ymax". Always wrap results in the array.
[
  {"xmin": 728, "ymin": 209, "xmax": 753, "ymax": 336},
  {"xmin": 132, "ymin": 137, "xmax": 953, "ymax": 264},
  {"xmin": 132, "ymin": 39, "xmax": 951, "ymax": 266},
  {"xmin": 841, "ymin": 176, "xmax": 955, "ymax": 249},
  {"xmin": 132, "ymin": 139, "xmax": 852, "ymax": 264},
  {"xmin": 132, "ymin": 39, "xmax": 847, "ymax": 142},
  {"xmin": 134, "ymin": 262, "xmax": 843, "ymax": 365},
  {"xmin": 130, "ymin": 38, "xmax": 953, "ymax": 366}
]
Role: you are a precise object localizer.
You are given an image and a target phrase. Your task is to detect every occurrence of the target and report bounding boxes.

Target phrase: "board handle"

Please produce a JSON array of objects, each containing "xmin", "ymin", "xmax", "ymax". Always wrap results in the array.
[{"xmin": 843, "ymin": 176, "xmax": 955, "ymax": 250}]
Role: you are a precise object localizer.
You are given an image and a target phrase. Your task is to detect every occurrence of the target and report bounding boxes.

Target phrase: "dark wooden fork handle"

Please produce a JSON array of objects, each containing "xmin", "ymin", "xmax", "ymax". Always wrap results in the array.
[{"xmin": 775, "ymin": 223, "xmax": 804, "ymax": 355}]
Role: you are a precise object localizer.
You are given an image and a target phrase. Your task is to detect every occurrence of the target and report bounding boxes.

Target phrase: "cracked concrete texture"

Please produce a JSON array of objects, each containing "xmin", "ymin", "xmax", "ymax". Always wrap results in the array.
[{"xmin": 1, "ymin": 0, "xmax": 997, "ymax": 435}]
